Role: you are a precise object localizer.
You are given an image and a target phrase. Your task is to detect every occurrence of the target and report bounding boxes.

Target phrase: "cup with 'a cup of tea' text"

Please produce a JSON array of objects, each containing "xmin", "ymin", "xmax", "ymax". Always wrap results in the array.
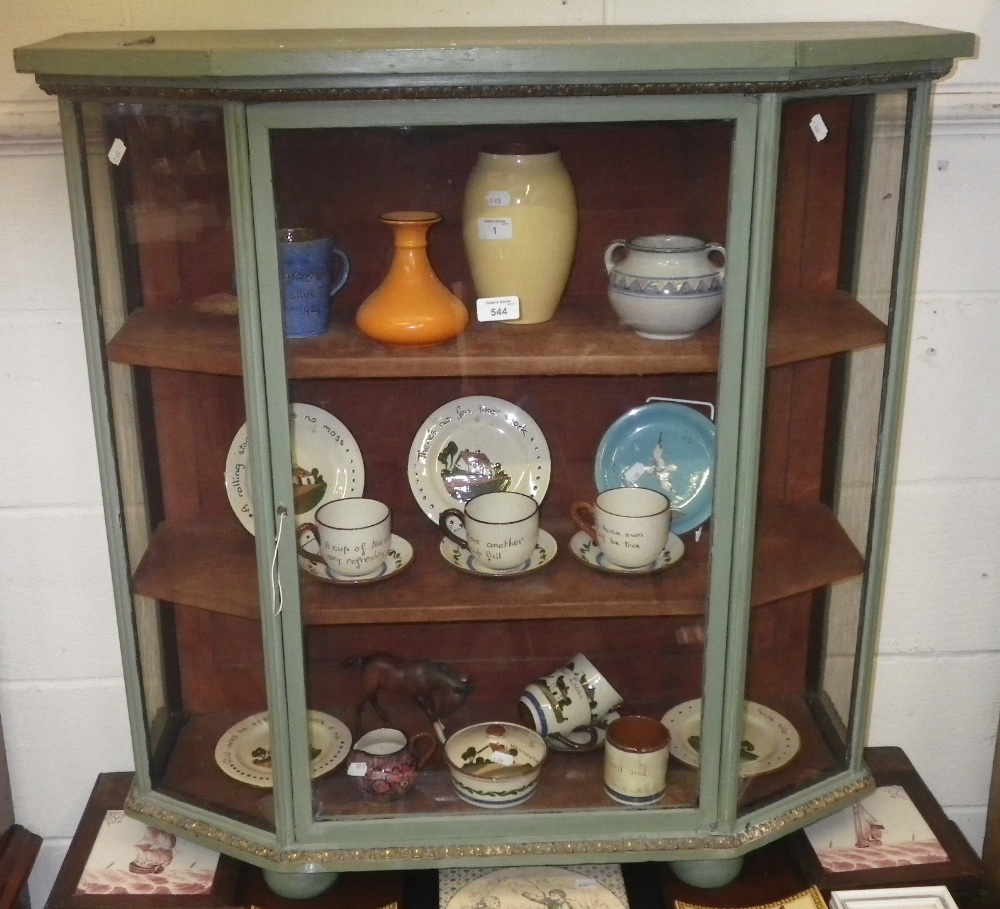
[
  {"xmin": 570, "ymin": 487, "xmax": 670, "ymax": 569},
  {"xmin": 439, "ymin": 491, "xmax": 539, "ymax": 571},
  {"xmin": 603, "ymin": 714, "xmax": 671, "ymax": 806},
  {"xmin": 303, "ymin": 497, "xmax": 391, "ymax": 579}
]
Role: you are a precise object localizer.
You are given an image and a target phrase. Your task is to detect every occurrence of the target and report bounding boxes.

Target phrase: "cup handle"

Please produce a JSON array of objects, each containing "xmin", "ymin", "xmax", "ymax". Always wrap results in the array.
[
  {"xmin": 603, "ymin": 239, "xmax": 627, "ymax": 275},
  {"xmin": 569, "ymin": 502, "xmax": 598, "ymax": 542},
  {"xmin": 408, "ymin": 731, "xmax": 438, "ymax": 769},
  {"xmin": 549, "ymin": 725, "xmax": 600, "ymax": 751},
  {"xmin": 328, "ymin": 247, "xmax": 351, "ymax": 297},
  {"xmin": 439, "ymin": 508, "xmax": 469, "ymax": 549},
  {"xmin": 296, "ymin": 522, "xmax": 321, "ymax": 556}
]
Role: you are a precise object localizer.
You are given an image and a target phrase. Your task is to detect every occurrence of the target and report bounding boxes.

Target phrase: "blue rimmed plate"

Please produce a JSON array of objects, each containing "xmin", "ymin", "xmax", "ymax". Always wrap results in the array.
[{"xmin": 594, "ymin": 401, "xmax": 716, "ymax": 536}]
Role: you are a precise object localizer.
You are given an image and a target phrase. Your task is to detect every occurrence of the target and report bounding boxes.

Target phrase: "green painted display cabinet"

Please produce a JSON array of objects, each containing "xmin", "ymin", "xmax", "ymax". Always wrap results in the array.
[{"xmin": 15, "ymin": 22, "xmax": 975, "ymax": 899}]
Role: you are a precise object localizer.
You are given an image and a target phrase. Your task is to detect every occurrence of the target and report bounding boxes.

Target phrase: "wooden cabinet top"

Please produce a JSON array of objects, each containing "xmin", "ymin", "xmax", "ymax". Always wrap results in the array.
[{"xmin": 15, "ymin": 22, "xmax": 974, "ymax": 92}]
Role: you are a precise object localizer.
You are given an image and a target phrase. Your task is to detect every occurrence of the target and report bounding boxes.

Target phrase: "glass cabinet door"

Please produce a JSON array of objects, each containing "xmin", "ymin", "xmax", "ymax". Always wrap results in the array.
[
  {"xmin": 738, "ymin": 88, "xmax": 915, "ymax": 817},
  {"xmin": 72, "ymin": 100, "xmax": 280, "ymax": 834},
  {"xmin": 247, "ymin": 95, "xmax": 758, "ymax": 846}
]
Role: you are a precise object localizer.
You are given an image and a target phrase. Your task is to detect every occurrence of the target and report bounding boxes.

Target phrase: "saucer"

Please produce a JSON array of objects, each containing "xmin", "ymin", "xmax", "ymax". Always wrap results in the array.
[
  {"xmin": 298, "ymin": 534, "xmax": 413, "ymax": 585},
  {"xmin": 570, "ymin": 531, "xmax": 684, "ymax": 574},
  {"xmin": 440, "ymin": 529, "xmax": 557, "ymax": 577}
]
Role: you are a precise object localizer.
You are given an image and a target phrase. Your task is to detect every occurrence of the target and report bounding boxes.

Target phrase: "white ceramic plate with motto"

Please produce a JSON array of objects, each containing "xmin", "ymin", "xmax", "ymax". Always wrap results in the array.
[
  {"xmin": 214, "ymin": 710, "xmax": 351, "ymax": 788},
  {"xmin": 408, "ymin": 395, "xmax": 550, "ymax": 524},
  {"xmin": 225, "ymin": 402, "xmax": 364, "ymax": 534},
  {"xmin": 661, "ymin": 699, "xmax": 800, "ymax": 777}
]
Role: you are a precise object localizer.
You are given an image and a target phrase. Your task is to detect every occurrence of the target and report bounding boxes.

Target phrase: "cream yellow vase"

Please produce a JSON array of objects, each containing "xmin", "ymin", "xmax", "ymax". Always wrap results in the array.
[{"xmin": 462, "ymin": 144, "xmax": 577, "ymax": 324}]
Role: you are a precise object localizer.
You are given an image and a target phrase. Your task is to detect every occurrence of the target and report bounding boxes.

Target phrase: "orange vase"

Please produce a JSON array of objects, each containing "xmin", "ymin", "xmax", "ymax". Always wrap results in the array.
[{"xmin": 355, "ymin": 211, "xmax": 469, "ymax": 346}]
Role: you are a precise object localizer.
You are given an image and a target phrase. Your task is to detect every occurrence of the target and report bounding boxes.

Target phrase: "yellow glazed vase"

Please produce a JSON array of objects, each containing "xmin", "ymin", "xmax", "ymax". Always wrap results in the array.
[
  {"xmin": 355, "ymin": 211, "xmax": 469, "ymax": 346},
  {"xmin": 462, "ymin": 144, "xmax": 578, "ymax": 324}
]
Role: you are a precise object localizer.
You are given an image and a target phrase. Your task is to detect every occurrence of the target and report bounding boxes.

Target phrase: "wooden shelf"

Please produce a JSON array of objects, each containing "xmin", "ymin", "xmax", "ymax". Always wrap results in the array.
[
  {"xmin": 153, "ymin": 692, "xmax": 840, "ymax": 829},
  {"xmin": 106, "ymin": 291, "xmax": 885, "ymax": 378},
  {"xmin": 132, "ymin": 503, "xmax": 864, "ymax": 624}
]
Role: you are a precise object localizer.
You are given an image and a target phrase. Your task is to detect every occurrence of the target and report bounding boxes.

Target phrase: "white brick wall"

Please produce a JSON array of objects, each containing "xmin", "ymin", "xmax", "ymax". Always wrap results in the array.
[{"xmin": 1, "ymin": 4, "xmax": 998, "ymax": 905}]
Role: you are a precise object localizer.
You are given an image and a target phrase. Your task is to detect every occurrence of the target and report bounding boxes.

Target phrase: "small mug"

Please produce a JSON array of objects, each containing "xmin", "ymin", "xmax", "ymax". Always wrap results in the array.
[
  {"xmin": 440, "ymin": 491, "xmax": 539, "ymax": 571},
  {"xmin": 301, "ymin": 497, "xmax": 391, "ymax": 579},
  {"xmin": 518, "ymin": 653, "xmax": 624, "ymax": 750},
  {"xmin": 347, "ymin": 727, "xmax": 437, "ymax": 801},
  {"xmin": 571, "ymin": 487, "xmax": 670, "ymax": 569},
  {"xmin": 279, "ymin": 228, "xmax": 351, "ymax": 338},
  {"xmin": 604, "ymin": 714, "xmax": 671, "ymax": 806}
]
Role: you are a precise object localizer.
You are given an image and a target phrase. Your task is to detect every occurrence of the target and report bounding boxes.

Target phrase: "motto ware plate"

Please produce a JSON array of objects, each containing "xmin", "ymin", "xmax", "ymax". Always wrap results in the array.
[
  {"xmin": 214, "ymin": 710, "xmax": 352, "ymax": 788},
  {"xmin": 225, "ymin": 402, "xmax": 365, "ymax": 534},
  {"xmin": 661, "ymin": 699, "xmax": 801, "ymax": 777},
  {"xmin": 408, "ymin": 395, "xmax": 551, "ymax": 524}
]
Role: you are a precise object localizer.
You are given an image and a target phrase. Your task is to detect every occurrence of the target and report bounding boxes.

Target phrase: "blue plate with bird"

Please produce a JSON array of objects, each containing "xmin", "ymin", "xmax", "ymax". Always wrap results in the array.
[{"xmin": 594, "ymin": 400, "xmax": 716, "ymax": 536}]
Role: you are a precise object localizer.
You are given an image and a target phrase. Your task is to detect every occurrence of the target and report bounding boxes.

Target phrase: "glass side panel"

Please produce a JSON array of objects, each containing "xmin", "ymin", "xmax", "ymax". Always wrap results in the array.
[
  {"xmin": 261, "ymin": 114, "xmax": 739, "ymax": 827},
  {"xmin": 740, "ymin": 91, "xmax": 909, "ymax": 813},
  {"xmin": 78, "ymin": 101, "xmax": 275, "ymax": 832}
]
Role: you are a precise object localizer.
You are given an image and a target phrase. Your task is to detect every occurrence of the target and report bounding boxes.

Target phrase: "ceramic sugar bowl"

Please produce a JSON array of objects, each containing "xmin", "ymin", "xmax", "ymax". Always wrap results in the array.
[{"xmin": 605, "ymin": 234, "xmax": 725, "ymax": 340}]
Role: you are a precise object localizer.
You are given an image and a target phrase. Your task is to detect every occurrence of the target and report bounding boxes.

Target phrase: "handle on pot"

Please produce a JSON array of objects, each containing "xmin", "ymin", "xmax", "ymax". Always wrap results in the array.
[
  {"xmin": 439, "ymin": 508, "xmax": 469, "ymax": 549},
  {"xmin": 328, "ymin": 246, "xmax": 351, "ymax": 298},
  {"xmin": 706, "ymin": 242, "xmax": 726, "ymax": 282},
  {"xmin": 408, "ymin": 731, "xmax": 438, "ymax": 768},
  {"xmin": 603, "ymin": 239, "xmax": 627, "ymax": 275},
  {"xmin": 569, "ymin": 501, "xmax": 599, "ymax": 542}
]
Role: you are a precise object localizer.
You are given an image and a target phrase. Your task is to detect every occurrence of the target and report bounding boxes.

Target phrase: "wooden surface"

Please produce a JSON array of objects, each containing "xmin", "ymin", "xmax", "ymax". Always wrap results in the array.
[
  {"xmin": 106, "ymin": 291, "xmax": 885, "ymax": 378},
  {"xmin": 154, "ymin": 692, "xmax": 838, "ymax": 829},
  {"xmin": 45, "ymin": 773, "xmax": 241, "ymax": 909},
  {"xmin": 983, "ymin": 704, "xmax": 1000, "ymax": 891},
  {"xmin": 789, "ymin": 746, "xmax": 986, "ymax": 898},
  {"xmin": 15, "ymin": 23, "xmax": 975, "ymax": 86},
  {"xmin": 0, "ymin": 826, "xmax": 40, "ymax": 909},
  {"xmin": 132, "ymin": 503, "xmax": 862, "ymax": 625}
]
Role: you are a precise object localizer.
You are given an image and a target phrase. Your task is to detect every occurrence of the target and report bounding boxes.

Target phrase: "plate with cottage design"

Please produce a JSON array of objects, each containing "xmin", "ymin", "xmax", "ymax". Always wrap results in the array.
[
  {"xmin": 225, "ymin": 402, "xmax": 364, "ymax": 534},
  {"xmin": 214, "ymin": 710, "xmax": 351, "ymax": 787},
  {"xmin": 594, "ymin": 400, "xmax": 715, "ymax": 536},
  {"xmin": 408, "ymin": 395, "xmax": 551, "ymax": 524}
]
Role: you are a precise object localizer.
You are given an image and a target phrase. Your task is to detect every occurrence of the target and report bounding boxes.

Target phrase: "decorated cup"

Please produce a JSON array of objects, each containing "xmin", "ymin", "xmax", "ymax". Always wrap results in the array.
[
  {"xmin": 440, "ymin": 490, "xmax": 539, "ymax": 571},
  {"xmin": 518, "ymin": 653, "xmax": 624, "ymax": 751},
  {"xmin": 571, "ymin": 486, "xmax": 670, "ymax": 569},
  {"xmin": 603, "ymin": 715, "xmax": 670, "ymax": 806},
  {"xmin": 306, "ymin": 497, "xmax": 391, "ymax": 578}
]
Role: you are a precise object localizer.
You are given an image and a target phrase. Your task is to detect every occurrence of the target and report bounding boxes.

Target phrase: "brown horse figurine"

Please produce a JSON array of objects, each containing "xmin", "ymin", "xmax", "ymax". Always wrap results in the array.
[{"xmin": 344, "ymin": 652, "xmax": 474, "ymax": 740}]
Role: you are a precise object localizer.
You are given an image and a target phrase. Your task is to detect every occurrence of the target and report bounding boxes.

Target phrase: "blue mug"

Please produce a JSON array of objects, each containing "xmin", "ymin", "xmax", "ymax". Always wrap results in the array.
[{"xmin": 279, "ymin": 228, "xmax": 351, "ymax": 338}]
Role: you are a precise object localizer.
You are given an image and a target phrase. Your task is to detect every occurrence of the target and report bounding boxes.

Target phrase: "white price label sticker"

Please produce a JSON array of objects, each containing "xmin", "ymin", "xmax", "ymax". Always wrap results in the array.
[
  {"xmin": 809, "ymin": 114, "xmax": 829, "ymax": 142},
  {"xmin": 477, "ymin": 217, "xmax": 513, "ymax": 241},
  {"xmin": 489, "ymin": 750, "xmax": 516, "ymax": 767},
  {"xmin": 623, "ymin": 462, "xmax": 649, "ymax": 485},
  {"xmin": 477, "ymin": 296, "xmax": 520, "ymax": 323},
  {"xmin": 107, "ymin": 138, "xmax": 127, "ymax": 165},
  {"xmin": 346, "ymin": 762, "xmax": 368, "ymax": 777},
  {"xmin": 487, "ymin": 190, "xmax": 511, "ymax": 206}
]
